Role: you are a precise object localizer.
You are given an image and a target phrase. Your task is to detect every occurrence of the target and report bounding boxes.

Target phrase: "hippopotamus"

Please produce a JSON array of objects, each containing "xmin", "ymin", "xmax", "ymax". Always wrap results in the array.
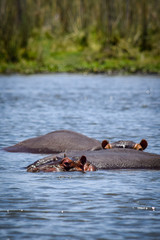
[
  {"xmin": 27, "ymin": 155, "xmax": 96, "ymax": 173},
  {"xmin": 102, "ymin": 139, "xmax": 148, "ymax": 151},
  {"xmin": 4, "ymin": 130, "xmax": 101, "ymax": 154},
  {"xmin": 31, "ymin": 148, "xmax": 160, "ymax": 170}
]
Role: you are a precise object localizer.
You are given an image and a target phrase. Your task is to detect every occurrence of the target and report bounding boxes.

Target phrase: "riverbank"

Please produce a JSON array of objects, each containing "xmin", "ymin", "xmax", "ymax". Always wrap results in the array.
[
  {"xmin": 1, "ymin": 2, "xmax": 160, "ymax": 75},
  {"xmin": 1, "ymin": 53, "xmax": 160, "ymax": 75},
  {"xmin": 1, "ymin": 34, "xmax": 160, "ymax": 75},
  {"xmin": 1, "ymin": 50, "xmax": 160, "ymax": 75}
]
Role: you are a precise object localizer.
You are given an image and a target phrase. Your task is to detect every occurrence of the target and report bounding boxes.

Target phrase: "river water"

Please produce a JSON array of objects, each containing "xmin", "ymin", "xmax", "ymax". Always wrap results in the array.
[{"xmin": 0, "ymin": 74, "xmax": 160, "ymax": 240}]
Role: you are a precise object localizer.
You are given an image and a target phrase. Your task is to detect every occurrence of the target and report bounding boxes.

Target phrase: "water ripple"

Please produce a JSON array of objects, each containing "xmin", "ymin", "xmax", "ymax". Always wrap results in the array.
[{"xmin": 0, "ymin": 74, "xmax": 160, "ymax": 240}]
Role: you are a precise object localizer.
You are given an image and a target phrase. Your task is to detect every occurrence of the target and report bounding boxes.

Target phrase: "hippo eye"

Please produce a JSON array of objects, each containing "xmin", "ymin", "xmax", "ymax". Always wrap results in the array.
[{"xmin": 63, "ymin": 161, "xmax": 70, "ymax": 167}]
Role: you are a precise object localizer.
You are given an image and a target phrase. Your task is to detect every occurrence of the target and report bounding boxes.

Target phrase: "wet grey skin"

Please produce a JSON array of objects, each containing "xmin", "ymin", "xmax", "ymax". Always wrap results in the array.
[
  {"xmin": 3, "ymin": 130, "xmax": 101, "ymax": 154},
  {"xmin": 29, "ymin": 149, "xmax": 160, "ymax": 170},
  {"xmin": 110, "ymin": 140, "xmax": 137, "ymax": 149}
]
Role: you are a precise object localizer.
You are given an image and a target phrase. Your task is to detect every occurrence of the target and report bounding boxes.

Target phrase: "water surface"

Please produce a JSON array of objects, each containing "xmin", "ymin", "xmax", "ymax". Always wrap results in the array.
[{"xmin": 0, "ymin": 74, "xmax": 160, "ymax": 239}]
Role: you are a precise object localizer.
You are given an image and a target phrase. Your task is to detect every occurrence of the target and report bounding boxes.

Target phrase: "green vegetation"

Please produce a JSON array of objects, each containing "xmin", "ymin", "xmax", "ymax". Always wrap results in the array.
[{"xmin": 0, "ymin": 0, "xmax": 160, "ymax": 74}]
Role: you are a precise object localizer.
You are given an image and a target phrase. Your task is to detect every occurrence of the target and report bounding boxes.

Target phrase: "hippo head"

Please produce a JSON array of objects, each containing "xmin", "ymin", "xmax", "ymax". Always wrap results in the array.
[
  {"xmin": 60, "ymin": 156, "xmax": 87, "ymax": 172},
  {"xmin": 27, "ymin": 155, "xmax": 97, "ymax": 173},
  {"xmin": 102, "ymin": 139, "xmax": 148, "ymax": 151},
  {"xmin": 60, "ymin": 156, "xmax": 97, "ymax": 172}
]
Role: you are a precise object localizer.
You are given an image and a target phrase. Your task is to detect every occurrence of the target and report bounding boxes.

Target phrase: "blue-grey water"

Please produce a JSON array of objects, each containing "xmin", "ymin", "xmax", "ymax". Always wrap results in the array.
[{"xmin": 0, "ymin": 74, "xmax": 160, "ymax": 240}]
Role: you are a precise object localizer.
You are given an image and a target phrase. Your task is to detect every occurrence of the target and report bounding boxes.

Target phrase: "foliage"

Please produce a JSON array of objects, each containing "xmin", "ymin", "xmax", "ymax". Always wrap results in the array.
[{"xmin": 0, "ymin": 0, "xmax": 160, "ymax": 73}]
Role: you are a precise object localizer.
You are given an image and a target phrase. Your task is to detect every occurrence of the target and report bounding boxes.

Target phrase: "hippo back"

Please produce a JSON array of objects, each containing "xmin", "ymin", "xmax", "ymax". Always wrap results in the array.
[
  {"xmin": 4, "ymin": 130, "xmax": 101, "ymax": 154},
  {"xmin": 55, "ymin": 149, "xmax": 160, "ymax": 170}
]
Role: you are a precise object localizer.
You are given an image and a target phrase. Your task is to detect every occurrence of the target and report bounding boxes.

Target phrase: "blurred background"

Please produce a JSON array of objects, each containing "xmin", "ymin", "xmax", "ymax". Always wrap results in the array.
[
  {"xmin": 1, "ymin": 3, "xmax": 160, "ymax": 240},
  {"xmin": 0, "ymin": 0, "xmax": 160, "ymax": 73}
]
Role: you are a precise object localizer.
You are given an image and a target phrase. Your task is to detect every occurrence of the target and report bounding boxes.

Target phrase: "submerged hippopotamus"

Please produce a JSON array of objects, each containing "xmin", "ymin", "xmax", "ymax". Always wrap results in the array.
[
  {"xmin": 27, "ymin": 155, "xmax": 96, "ymax": 173},
  {"xmin": 4, "ymin": 130, "xmax": 101, "ymax": 154},
  {"xmin": 4, "ymin": 129, "xmax": 148, "ymax": 155},
  {"xmin": 102, "ymin": 139, "xmax": 148, "ymax": 151},
  {"xmin": 31, "ymin": 148, "xmax": 160, "ymax": 170}
]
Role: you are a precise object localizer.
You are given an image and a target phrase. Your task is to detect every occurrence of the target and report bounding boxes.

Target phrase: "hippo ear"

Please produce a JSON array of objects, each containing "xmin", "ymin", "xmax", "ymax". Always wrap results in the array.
[
  {"xmin": 79, "ymin": 156, "xmax": 86, "ymax": 165},
  {"xmin": 102, "ymin": 140, "xmax": 109, "ymax": 149},
  {"xmin": 140, "ymin": 139, "xmax": 148, "ymax": 150}
]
